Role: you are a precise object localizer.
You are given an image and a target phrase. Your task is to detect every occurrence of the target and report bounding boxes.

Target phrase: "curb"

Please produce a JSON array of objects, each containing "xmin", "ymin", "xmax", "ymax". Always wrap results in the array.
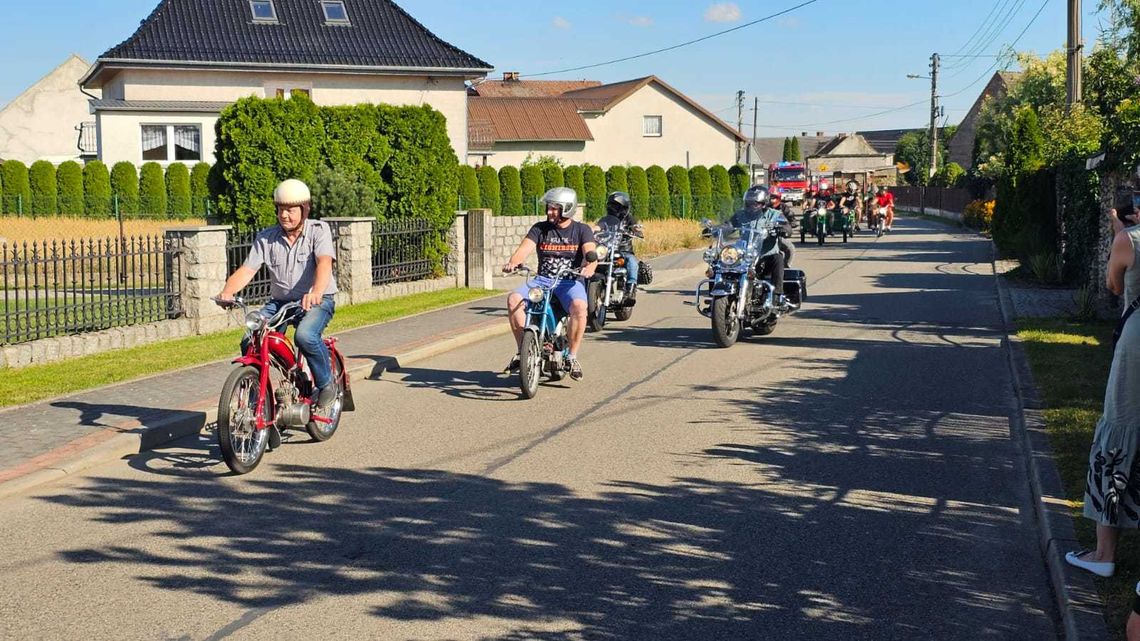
[
  {"xmin": 0, "ymin": 264, "xmax": 706, "ymax": 501},
  {"xmin": 993, "ymin": 250, "xmax": 1109, "ymax": 640}
]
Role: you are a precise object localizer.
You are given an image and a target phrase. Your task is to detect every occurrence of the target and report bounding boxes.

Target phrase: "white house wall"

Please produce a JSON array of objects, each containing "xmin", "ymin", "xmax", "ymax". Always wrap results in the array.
[
  {"xmin": 97, "ymin": 111, "xmax": 219, "ymax": 167},
  {"xmin": 0, "ymin": 56, "xmax": 96, "ymax": 163}
]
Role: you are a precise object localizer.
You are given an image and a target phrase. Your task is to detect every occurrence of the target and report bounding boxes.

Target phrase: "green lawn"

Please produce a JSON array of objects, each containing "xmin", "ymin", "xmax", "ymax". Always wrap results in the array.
[
  {"xmin": 0, "ymin": 288, "xmax": 497, "ymax": 407},
  {"xmin": 1017, "ymin": 318, "xmax": 1137, "ymax": 638}
]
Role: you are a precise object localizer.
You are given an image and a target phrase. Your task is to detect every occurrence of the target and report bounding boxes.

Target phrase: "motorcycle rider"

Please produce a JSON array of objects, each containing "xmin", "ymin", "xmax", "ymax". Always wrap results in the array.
[
  {"xmin": 839, "ymin": 180, "xmax": 862, "ymax": 232},
  {"xmin": 503, "ymin": 187, "xmax": 598, "ymax": 380},
  {"xmin": 596, "ymin": 191, "xmax": 643, "ymax": 291},
  {"xmin": 768, "ymin": 191, "xmax": 797, "ymax": 267},
  {"xmin": 216, "ymin": 178, "xmax": 339, "ymax": 413},
  {"xmin": 729, "ymin": 185, "xmax": 792, "ymax": 306},
  {"xmin": 876, "ymin": 185, "xmax": 896, "ymax": 232}
]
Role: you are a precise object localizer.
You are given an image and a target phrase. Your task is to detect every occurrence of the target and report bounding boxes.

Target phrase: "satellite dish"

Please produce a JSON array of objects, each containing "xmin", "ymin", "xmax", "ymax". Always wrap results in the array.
[{"xmin": 896, "ymin": 161, "xmax": 911, "ymax": 174}]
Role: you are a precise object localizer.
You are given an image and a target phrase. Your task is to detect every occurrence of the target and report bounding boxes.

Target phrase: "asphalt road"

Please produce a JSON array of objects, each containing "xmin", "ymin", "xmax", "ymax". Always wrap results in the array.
[{"xmin": 0, "ymin": 218, "xmax": 1058, "ymax": 641}]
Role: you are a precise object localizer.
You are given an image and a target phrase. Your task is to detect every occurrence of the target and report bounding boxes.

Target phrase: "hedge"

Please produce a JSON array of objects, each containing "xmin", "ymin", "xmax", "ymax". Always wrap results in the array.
[
  {"xmin": 605, "ymin": 166, "xmax": 628, "ymax": 195},
  {"xmin": 29, "ymin": 161, "xmax": 56, "ymax": 216},
  {"xmin": 627, "ymin": 166, "xmax": 649, "ymax": 220},
  {"xmin": 564, "ymin": 165, "xmax": 585, "ymax": 202},
  {"xmin": 499, "ymin": 166, "xmax": 523, "ymax": 216},
  {"xmin": 646, "ymin": 165, "xmax": 669, "ymax": 218},
  {"xmin": 57, "ymin": 161, "xmax": 83, "ymax": 216},
  {"xmin": 728, "ymin": 164, "xmax": 750, "ymax": 200},
  {"xmin": 476, "ymin": 165, "xmax": 500, "ymax": 213},
  {"xmin": 582, "ymin": 164, "xmax": 606, "ymax": 220},
  {"xmin": 311, "ymin": 165, "xmax": 379, "ymax": 219},
  {"xmin": 139, "ymin": 162, "xmax": 167, "ymax": 216},
  {"xmin": 689, "ymin": 165, "xmax": 713, "ymax": 220},
  {"xmin": 110, "ymin": 161, "xmax": 139, "ymax": 215},
  {"xmin": 542, "ymin": 165, "xmax": 565, "ymax": 190},
  {"xmin": 191, "ymin": 162, "xmax": 211, "ymax": 216},
  {"xmin": 458, "ymin": 165, "xmax": 481, "ymax": 210},
  {"xmin": 520, "ymin": 165, "xmax": 544, "ymax": 215},
  {"xmin": 1, "ymin": 160, "xmax": 31, "ymax": 215},
  {"xmin": 83, "ymin": 161, "xmax": 111, "ymax": 218},
  {"xmin": 666, "ymin": 165, "xmax": 691, "ymax": 217},
  {"xmin": 709, "ymin": 165, "xmax": 733, "ymax": 217},
  {"xmin": 166, "ymin": 162, "xmax": 192, "ymax": 218}
]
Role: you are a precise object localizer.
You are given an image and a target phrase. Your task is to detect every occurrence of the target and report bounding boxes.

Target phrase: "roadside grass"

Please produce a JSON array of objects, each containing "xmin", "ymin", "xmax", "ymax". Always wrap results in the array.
[
  {"xmin": 635, "ymin": 219, "xmax": 705, "ymax": 258},
  {"xmin": 1017, "ymin": 318, "xmax": 1139, "ymax": 638},
  {"xmin": 0, "ymin": 287, "xmax": 496, "ymax": 408},
  {"xmin": 0, "ymin": 216, "xmax": 207, "ymax": 243}
]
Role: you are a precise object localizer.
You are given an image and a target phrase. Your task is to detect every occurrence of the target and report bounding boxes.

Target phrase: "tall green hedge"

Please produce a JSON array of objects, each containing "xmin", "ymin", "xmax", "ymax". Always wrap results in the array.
[
  {"xmin": 458, "ymin": 165, "xmax": 481, "ymax": 210},
  {"xmin": 542, "ymin": 165, "xmax": 564, "ymax": 190},
  {"xmin": 627, "ymin": 166, "xmax": 649, "ymax": 220},
  {"xmin": 582, "ymin": 164, "xmax": 606, "ymax": 220},
  {"xmin": 83, "ymin": 160, "xmax": 111, "ymax": 217},
  {"xmin": 166, "ymin": 162, "xmax": 192, "ymax": 218},
  {"xmin": 311, "ymin": 164, "xmax": 380, "ymax": 219},
  {"xmin": 646, "ymin": 165, "xmax": 669, "ymax": 218},
  {"xmin": 709, "ymin": 165, "xmax": 733, "ymax": 217},
  {"xmin": 57, "ymin": 161, "xmax": 83, "ymax": 216},
  {"xmin": 1, "ymin": 160, "xmax": 31, "ymax": 214},
  {"xmin": 605, "ymin": 166, "xmax": 628, "ymax": 194},
  {"xmin": 110, "ymin": 161, "xmax": 139, "ymax": 216},
  {"xmin": 139, "ymin": 162, "xmax": 166, "ymax": 216},
  {"xmin": 728, "ymin": 164, "xmax": 749, "ymax": 201},
  {"xmin": 689, "ymin": 165, "xmax": 713, "ymax": 219},
  {"xmin": 191, "ymin": 162, "xmax": 211, "ymax": 217},
  {"xmin": 564, "ymin": 165, "xmax": 585, "ymax": 201},
  {"xmin": 666, "ymin": 165, "xmax": 691, "ymax": 217},
  {"xmin": 499, "ymin": 166, "xmax": 523, "ymax": 216},
  {"xmin": 520, "ymin": 165, "xmax": 545, "ymax": 215},
  {"xmin": 476, "ymin": 165, "xmax": 500, "ymax": 213},
  {"xmin": 29, "ymin": 161, "xmax": 56, "ymax": 216}
]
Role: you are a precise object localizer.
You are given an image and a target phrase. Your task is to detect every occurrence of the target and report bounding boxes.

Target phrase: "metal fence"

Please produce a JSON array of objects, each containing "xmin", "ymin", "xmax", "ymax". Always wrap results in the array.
[
  {"xmin": 373, "ymin": 218, "xmax": 435, "ymax": 285},
  {"xmin": 0, "ymin": 235, "xmax": 182, "ymax": 345},
  {"xmin": 892, "ymin": 186, "xmax": 973, "ymax": 214},
  {"xmin": 226, "ymin": 229, "xmax": 272, "ymax": 305}
]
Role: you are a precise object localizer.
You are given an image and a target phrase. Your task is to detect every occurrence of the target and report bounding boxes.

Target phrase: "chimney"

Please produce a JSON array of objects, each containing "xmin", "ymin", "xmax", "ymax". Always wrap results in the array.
[
  {"xmin": 503, "ymin": 71, "xmax": 520, "ymax": 82},
  {"xmin": 800, "ymin": 131, "xmax": 808, "ymax": 137},
  {"xmin": 816, "ymin": 131, "xmax": 825, "ymax": 137}
]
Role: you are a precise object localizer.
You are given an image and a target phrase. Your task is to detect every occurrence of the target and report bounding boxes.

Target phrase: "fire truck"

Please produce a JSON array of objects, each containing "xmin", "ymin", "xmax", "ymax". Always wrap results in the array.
[{"xmin": 767, "ymin": 162, "xmax": 808, "ymax": 205}]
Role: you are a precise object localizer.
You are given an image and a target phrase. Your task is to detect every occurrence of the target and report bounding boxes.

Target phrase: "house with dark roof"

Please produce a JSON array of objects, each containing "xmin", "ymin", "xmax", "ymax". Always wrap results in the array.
[
  {"xmin": 804, "ymin": 133, "xmax": 896, "ymax": 181},
  {"xmin": 79, "ymin": 0, "xmax": 492, "ymax": 166},
  {"xmin": 466, "ymin": 74, "xmax": 747, "ymax": 168}
]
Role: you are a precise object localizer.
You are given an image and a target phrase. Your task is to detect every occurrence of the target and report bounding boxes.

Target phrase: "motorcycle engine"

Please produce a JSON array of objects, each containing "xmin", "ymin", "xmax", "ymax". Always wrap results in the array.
[{"xmin": 274, "ymin": 380, "xmax": 311, "ymax": 429}]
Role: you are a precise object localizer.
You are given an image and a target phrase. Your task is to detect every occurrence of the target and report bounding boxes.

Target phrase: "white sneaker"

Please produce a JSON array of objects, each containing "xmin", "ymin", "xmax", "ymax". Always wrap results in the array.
[{"xmin": 1065, "ymin": 550, "xmax": 1115, "ymax": 577}]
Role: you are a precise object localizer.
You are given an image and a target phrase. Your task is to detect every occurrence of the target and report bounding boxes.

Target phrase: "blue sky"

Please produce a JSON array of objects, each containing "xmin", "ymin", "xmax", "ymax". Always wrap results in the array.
[{"xmin": 0, "ymin": 0, "xmax": 1106, "ymax": 137}]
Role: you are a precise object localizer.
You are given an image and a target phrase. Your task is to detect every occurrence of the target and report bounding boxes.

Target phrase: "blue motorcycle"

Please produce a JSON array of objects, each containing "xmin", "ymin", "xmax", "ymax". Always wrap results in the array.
[{"xmin": 512, "ymin": 257, "xmax": 595, "ymax": 399}]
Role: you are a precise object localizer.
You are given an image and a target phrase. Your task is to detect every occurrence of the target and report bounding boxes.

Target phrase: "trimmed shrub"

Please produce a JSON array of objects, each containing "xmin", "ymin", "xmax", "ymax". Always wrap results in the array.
[
  {"xmin": 520, "ymin": 165, "xmax": 545, "ymax": 215},
  {"xmin": 728, "ymin": 164, "xmax": 749, "ymax": 200},
  {"xmin": 139, "ymin": 162, "xmax": 167, "ymax": 216},
  {"xmin": 605, "ymin": 166, "xmax": 628, "ymax": 194},
  {"xmin": 1, "ymin": 160, "xmax": 31, "ymax": 215},
  {"xmin": 564, "ymin": 165, "xmax": 585, "ymax": 200},
  {"xmin": 191, "ymin": 162, "xmax": 211, "ymax": 216},
  {"xmin": 582, "ymin": 164, "xmax": 606, "ymax": 220},
  {"xmin": 311, "ymin": 165, "xmax": 380, "ymax": 219},
  {"xmin": 166, "ymin": 162, "xmax": 192, "ymax": 218},
  {"xmin": 646, "ymin": 165, "xmax": 670, "ymax": 218},
  {"xmin": 689, "ymin": 165, "xmax": 713, "ymax": 219},
  {"xmin": 628, "ymin": 166, "xmax": 649, "ymax": 220},
  {"xmin": 110, "ymin": 161, "xmax": 139, "ymax": 215},
  {"xmin": 83, "ymin": 160, "xmax": 112, "ymax": 218},
  {"xmin": 543, "ymin": 165, "xmax": 565, "ymax": 190},
  {"xmin": 499, "ymin": 166, "xmax": 523, "ymax": 216},
  {"xmin": 709, "ymin": 164, "xmax": 733, "ymax": 216},
  {"xmin": 457, "ymin": 165, "xmax": 481, "ymax": 210},
  {"xmin": 476, "ymin": 165, "xmax": 500, "ymax": 213},
  {"xmin": 666, "ymin": 165, "xmax": 691, "ymax": 217},
  {"xmin": 57, "ymin": 161, "xmax": 84, "ymax": 216},
  {"xmin": 29, "ymin": 160, "xmax": 57, "ymax": 217}
]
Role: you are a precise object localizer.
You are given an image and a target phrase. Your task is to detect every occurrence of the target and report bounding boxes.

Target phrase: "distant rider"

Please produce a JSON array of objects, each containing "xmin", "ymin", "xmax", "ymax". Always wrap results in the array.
[
  {"xmin": 729, "ymin": 185, "xmax": 792, "ymax": 306},
  {"xmin": 876, "ymin": 186, "xmax": 896, "ymax": 232},
  {"xmin": 503, "ymin": 188, "xmax": 598, "ymax": 380},
  {"xmin": 838, "ymin": 180, "xmax": 862, "ymax": 232},
  {"xmin": 596, "ymin": 191, "xmax": 643, "ymax": 291}
]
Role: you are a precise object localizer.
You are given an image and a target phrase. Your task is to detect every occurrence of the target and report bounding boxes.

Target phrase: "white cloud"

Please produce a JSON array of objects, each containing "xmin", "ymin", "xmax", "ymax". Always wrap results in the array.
[
  {"xmin": 628, "ymin": 15, "xmax": 654, "ymax": 27},
  {"xmin": 552, "ymin": 16, "xmax": 572, "ymax": 30},
  {"xmin": 704, "ymin": 3, "xmax": 741, "ymax": 23}
]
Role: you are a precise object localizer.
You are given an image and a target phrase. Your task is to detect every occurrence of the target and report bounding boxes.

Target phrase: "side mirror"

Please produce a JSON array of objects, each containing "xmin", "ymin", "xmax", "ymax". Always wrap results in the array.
[{"xmin": 584, "ymin": 250, "xmax": 599, "ymax": 263}]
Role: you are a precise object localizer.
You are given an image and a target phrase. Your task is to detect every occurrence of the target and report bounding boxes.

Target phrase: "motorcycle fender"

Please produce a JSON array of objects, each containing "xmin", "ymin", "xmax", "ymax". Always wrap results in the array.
[
  {"xmin": 231, "ymin": 355, "xmax": 260, "ymax": 366},
  {"xmin": 333, "ymin": 350, "xmax": 354, "ymax": 412}
]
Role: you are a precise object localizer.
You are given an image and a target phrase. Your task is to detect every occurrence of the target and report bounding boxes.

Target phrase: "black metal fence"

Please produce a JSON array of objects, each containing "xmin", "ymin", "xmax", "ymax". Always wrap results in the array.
[
  {"xmin": 373, "ymin": 219, "xmax": 435, "ymax": 285},
  {"xmin": 226, "ymin": 229, "xmax": 272, "ymax": 305},
  {"xmin": 893, "ymin": 186, "xmax": 973, "ymax": 214},
  {"xmin": 0, "ymin": 236, "xmax": 182, "ymax": 345}
]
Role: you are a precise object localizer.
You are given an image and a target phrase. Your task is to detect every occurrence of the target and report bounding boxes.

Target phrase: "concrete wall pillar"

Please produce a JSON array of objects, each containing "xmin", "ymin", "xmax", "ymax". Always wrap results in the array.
[
  {"xmin": 164, "ymin": 225, "xmax": 231, "ymax": 334},
  {"xmin": 465, "ymin": 209, "xmax": 494, "ymax": 289},
  {"xmin": 324, "ymin": 217, "xmax": 375, "ymax": 305},
  {"xmin": 448, "ymin": 212, "xmax": 467, "ymax": 288}
]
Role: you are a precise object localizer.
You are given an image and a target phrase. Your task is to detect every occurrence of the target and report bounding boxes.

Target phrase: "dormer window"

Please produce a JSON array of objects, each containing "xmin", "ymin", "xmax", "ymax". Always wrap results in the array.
[
  {"xmin": 250, "ymin": 0, "xmax": 277, "ymax": 22},
  {"xmin": 322, "ymin": 1, "xmax": 350, "ymax": 24}
]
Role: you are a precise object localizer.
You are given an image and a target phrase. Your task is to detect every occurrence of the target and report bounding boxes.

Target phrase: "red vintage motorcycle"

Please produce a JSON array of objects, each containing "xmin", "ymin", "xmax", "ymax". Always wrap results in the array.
[{"xmin": 212, "ymin": 297, "xmax": 353, "ymax": 474}]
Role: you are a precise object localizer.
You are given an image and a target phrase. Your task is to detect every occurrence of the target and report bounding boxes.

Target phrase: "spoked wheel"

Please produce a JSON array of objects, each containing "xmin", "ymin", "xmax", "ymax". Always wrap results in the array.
[
  {"xmin": 306, "ymin": 352, "xmax": 345, "ymax": 442},
  {"xmin": 518, "ymin": 331, "xmax": 542, "ymax": 399},
  {"xmin": 217, "ymin": 366, "xmax": 271, "ymax": 475},
  {"xmin": 711, "ymin": 297, "xmax": 740, "ymax": 348},
  {"xmin": 586, "ymin": 280, "xmax": 606, "ymax": 332}
]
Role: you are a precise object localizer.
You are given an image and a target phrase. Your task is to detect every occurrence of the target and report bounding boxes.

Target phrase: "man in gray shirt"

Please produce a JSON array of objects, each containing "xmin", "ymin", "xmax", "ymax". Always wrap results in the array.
[{"xmin": 217, "ymin": 179, "xmax": 339, "ymax": 410}]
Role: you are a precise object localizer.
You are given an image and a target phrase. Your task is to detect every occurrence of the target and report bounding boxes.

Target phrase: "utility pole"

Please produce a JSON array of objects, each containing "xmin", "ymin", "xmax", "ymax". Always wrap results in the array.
[
  {"xmin": 749, "ymin": 97, "xmax": 759, "ymax": 168},
  {"xmin": 736, "ymin": 90, "xmax": 745, "ymax": 164},
  {"xmin": 929, "ymin": 52, "xmax": 940, "ymax": 180},
  {"xmin": 1067, "ymin": 0, "xmax": 1083, "ymax": 109}
]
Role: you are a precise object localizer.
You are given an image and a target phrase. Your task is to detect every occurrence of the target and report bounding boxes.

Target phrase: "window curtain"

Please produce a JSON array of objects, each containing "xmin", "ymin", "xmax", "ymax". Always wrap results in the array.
[
  {"xmin": 173, "ymin": 126, "xmax": 200, "ymax": 154},
  {"xmin": 141, "ymin": 126, "xmax": 167, "ymax": 153}
]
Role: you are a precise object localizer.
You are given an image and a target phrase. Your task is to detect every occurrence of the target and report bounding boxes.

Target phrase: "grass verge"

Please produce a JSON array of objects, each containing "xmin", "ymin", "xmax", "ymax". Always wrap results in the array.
[
  {"xmin": 1016, "ymin": 318, "xmax": 1137, "ymax": 638},
  {"xmin": 634, "ymin": 219, "xmax": 706, "ymax": 258},
  {"xmin": 0, "ymin": 287, "xmax": 496, "ymax": 408}
]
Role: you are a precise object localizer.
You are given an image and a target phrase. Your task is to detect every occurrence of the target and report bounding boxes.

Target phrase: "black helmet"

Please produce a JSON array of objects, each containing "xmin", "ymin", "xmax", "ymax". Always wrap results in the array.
[
  {"xmin": 606, "ymin": 191, "xmax": 632, "ymax": 218},
  {"xmin": 743, "ymin": 185, "xmax": 771, "ymax": 209}
]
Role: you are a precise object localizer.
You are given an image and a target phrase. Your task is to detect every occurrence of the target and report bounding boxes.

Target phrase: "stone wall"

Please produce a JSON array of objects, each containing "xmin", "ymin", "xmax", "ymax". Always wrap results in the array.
[{"xmin": 491, "ymin": 214, "xmax": 544, "ymax": 270}]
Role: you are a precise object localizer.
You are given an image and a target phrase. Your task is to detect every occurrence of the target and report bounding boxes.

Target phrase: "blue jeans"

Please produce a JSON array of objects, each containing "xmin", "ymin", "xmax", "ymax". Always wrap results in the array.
[
  {"xmin": 255, "ymin": 296, "xmax": 336, "ymax": 390},
  {"xmin": 623, "ymin": 254, "xmax": 639, "ymax": 289}
]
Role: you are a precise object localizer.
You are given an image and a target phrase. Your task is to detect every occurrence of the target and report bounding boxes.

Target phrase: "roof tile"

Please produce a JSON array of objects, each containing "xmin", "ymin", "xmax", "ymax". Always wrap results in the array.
[{"xmin": 467, "ymin": 98, "xmax": 593, "ymax": 143}]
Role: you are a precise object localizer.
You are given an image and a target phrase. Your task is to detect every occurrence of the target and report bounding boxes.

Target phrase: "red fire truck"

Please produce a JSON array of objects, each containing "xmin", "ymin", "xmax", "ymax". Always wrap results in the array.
[{"xmin": 767, "ymin": 162, "xmax": 808, "ymax": 205}]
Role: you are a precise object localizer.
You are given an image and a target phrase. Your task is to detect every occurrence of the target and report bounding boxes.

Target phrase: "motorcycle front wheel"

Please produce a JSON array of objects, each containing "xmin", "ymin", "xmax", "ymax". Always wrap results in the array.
[
  {"xmin": 614, "ymin": 287, "xmax": 635, "ymax": 321},
  {"xmin": 711, "ymin": 297, "xmax": 740, "ymax": 348},
  {"xmin": 817, "ymin": 225, "xmax": 826, "ymax": 246},
  {"xmin": 217, "ymin": 365, "xmax": 271, "ymax": 475},
  {"xmin": 586, "ymin": 280, "xmax": 606, "ymax": 332},
  {"xmin": 306, "ymin": 352, "xmax": 345, "ymax": 442},
  {"xmin": 518, "ymin": 330, "xmax": 542, "ymax": 399}
]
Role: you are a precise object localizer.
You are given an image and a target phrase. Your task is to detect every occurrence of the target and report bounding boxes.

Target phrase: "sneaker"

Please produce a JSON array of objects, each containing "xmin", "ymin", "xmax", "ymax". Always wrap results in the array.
[
  {"xmin": 504, "ymin": 354, "xmax": 520, "ymax": 374},
  {"xmin": 568, "ymin": 356, "xmax": 583, "ymax": 381},
  {"xmin": 316, "ymin": 382, "xmax": 338, "ymax": 409},
  {"xmin": 1065, "ymin": 549, "xmax": 1115, "ymax": 577}
]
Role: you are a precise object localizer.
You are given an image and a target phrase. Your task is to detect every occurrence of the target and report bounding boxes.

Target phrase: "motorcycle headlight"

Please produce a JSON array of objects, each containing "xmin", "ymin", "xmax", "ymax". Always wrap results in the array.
[
  {"xmin": 720, "ymin": 246, "xmax": 742, "ymax": 266},
  {"xmin": 596, "ymin": 245, "xmax": 610, "ymax": 260},
  {"xmin": 527, "ymin": 287, "xmax": 545, "ymax": 304},
  {"xmin": 245, "ymin": 311, "xmax": 266, "ymax": 333}
]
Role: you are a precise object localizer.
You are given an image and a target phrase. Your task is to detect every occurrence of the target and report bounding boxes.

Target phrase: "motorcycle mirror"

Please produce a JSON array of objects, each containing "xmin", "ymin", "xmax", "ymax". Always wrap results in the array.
[{"xmin": 584, "ymin": 250, "xmax": 599, "ymax": 263}]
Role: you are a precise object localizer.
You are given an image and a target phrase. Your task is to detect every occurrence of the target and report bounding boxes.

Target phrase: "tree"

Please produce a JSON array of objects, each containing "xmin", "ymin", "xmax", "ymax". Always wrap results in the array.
[
  {"xmin": 476, "ymin": 165, "xmax": 501, "ymax": 213},
  {"xmin": 543, "ymin": 165, "xmax": 565, "ymax": 190},
  {"xmin": 191, "ymin": 162, "xmax": 211, "ymax": 217},
  {"xmin": 895, "ymin": 131, "xmax": 931, "ymax": 185},
  {"xmin": 57, "ymin": 161, "xmax": 84, "ymax": 216},
  {"xmin": 29, "ymin": 161, "xmax": 57, "ymax": 217},
  {"xmin": 781, "ymin": 138, "xmax": 792, "ymax": 161},
  {"xmin": 689, "ymin": 165, "xmax": 713, "ymax": 219},
  {"xmin": 666, "ymin": 165, "xmax": 691, "ymax": 218},
  {"xmin": 728, "ymin": 164, "xmax": 749, "ymax": 201},
  {"xmin": 457, "ymin": 165, "xmax": 481, "ymax": 209},
  {"xmin": 1, "ymin": 160, "xmax": 31, "ymax": 215},
  {"xmin": 166, "ymin": 163, "xmax": 192, "ymax": 218},
  {"xmin": 564, "ymin": 165, "xmax": 585, "ymax": 203},
  {"xmin": 709, "ymin": 165, "xmax": 733, "ymax": 216},
  {"xmin": 310, "ymin": 165, "xmax": 380, "ymax": 219},
  {"xmin": 628, "ymin": 166, "xmax": 650, "ymax": 220},
  {"xmin": 498, "ymin": 166, "xmax": 523, "ymax": 216},
  {"xmin": 139, "ymin": 162, "xmax": 167, "ymax": 216},
  {"xmin": 83, "ymin": 161, "xmax": 111, "ymax": 218},
  {"xmin": 520, "ymin": 165, "xmax": 545, "ymax": 215},
  {"xmin": 933, "ymin": 162, "xmax": 966, "ymax": 187},
  {"xmin": 110, "ymin": 162, "xmax": 139, "ymax": 215},
  {"xmin": 605, "ymin": 166, "xmax": 628, "ymax": 194},
  {"xmin": 787, "ymin": 137, "xmax": 802, "ymax": 161},
  {"xmin": 582, "ymin": 164, "xmax": 606, "ymax": 220},
  {"xmin": 646, "ymin": 165, "xmax": 669, "ymax": 218}
]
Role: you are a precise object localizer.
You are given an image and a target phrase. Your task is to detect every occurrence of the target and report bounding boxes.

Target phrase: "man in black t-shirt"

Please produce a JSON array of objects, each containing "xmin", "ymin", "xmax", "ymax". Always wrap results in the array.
[{"xmin": 503, "ymin": 187, "xmax": 598, "ymax": 380}]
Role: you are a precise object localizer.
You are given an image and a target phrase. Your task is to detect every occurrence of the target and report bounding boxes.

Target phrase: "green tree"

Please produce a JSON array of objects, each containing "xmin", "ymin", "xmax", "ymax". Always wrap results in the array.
[
  {"xmin": 457, "ymin": 165, "xmax": 481, "ymax": 209},
  {"xmin": 166, "ymin": 162, "xmax": 192, "ymax": 218},
  {"xmin": 110, "ymin": 162, "xmax": 139, "ymax": 215},
  {"xmin": 1, "ymin": 160, "xmax": 31, "ymax": 214},
  {"xmin": 520, "ymin": 165, "xmax": 545, "ymax": 215},
  {"xmin": 709, "ymin": 165, "xmax": 733, "ymax": 217},
  {"xmin": 627, "ymin": 166, "xmax": 650, "ymax": 220},
  {"xmin": 781, "ymin": 138, "xmax": 791, "ymax": 161},
  {"xmin": 689, "ymin": 165, "xmax": 713, "ymax": 219},
  {"xmin": 498, "ymin": 166, "xmax": 523, "ymax": 216},
  {"xmin": 29, "ymin": 160, "xmax": 57, "ymax": 216},
  {"xmin": 543, "ymin": 165, "xmax": 565, "ymax": 190},
  {"xmin": 787, "ymin": 137, "xmax": 802, "ymax": 161},
  {"xmin": 191, "ymin": 162, "xmax": 211, "ymax": 217},
  {"xmin": 57, "ymin": 161, "xmax": 84, "ymax": 216},
  {"xmin": 932, "ymin": 162, "xmax": 966, "ymax": 187},
  {"xmin": 83, "ymin": 160, "xmax": 111, "ymax": 218},
  {"xmin": 564, "ymin": 165, "xmax": 585, "ymax": 199},
  {"xmin": 646, "ymin": 165, "xmax": 670, "ymax": 218},
  {"xmin": 728, "ymin": 164, "xmax": 749, "ymax": 202},
  {"xmin": 582, "ymin": 164, "xmax": 606, "ymax": 220},
  {"xmin": 895, "ymin": 131, "xmax": 931, "ymax": 185},
  {"xmin": 139, "ymin": 162, "xmax": 166, "ymax": 216},
  {"xmin": 310, "ymin": 165, "xmax": 380, "ymax": 219},
  {"xmin": 666, "ymin": 165, "xmax": 692, "ymax": 218},
  {"xmin": 605, "ymin": 165, "xmax": 628, "ymax": 194},
  {"xmin": 476, "ymin": 165, "xmax": 501, "ymax": 213}
]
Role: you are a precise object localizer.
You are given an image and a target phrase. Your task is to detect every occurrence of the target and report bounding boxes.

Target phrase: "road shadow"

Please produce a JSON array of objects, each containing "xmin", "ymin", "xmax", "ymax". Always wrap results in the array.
[{"xmin": 393, "ymin": 365, "xmax": 527, "ymax": 402}]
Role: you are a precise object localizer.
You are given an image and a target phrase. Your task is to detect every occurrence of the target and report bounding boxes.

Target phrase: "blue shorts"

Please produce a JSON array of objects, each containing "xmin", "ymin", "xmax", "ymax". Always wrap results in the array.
[{"xmin": 512, "ymin": 275, "xmax": 587, "ymax": 310}]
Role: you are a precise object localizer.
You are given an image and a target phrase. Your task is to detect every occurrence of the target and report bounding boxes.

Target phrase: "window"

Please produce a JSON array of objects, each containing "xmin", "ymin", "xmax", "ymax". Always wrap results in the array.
[
  {"xmin": 250, "ymin": 0, "xmax": 277, "ymax": 22},
  {"xmin": 321, "ymin": 0, "xmax": 350, "ymax": 24},
  {"xmin": 140, "ymin": 125, "xmax": 202, "ymax": 162},
  {"xmin": 270, "ymin": 85, "xmax": 312, "ymax": 99},
  {"xmin": 643, "ymin": 115, "xmax": 662, "ymax": 137}
]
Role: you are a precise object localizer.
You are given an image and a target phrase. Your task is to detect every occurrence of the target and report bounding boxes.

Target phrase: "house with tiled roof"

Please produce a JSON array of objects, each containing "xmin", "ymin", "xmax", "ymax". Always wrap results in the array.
[
  {"xmin": 467, "ymin": 74, "xmax": 747, "ymax": 168},
  {"xmin": 80, "ymin": 0, "xmax": 492, "ymax": 166}
]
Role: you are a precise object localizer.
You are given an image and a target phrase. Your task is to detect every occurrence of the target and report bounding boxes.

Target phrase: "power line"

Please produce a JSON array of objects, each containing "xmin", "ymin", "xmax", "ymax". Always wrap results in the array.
[
  {"xmin": 522, "ymin": 0, "xmax": 822, "ymax": 78},
  {"xmin": 943, "ymin": 0, "xmax": 1029, "ymax": 72},
  {"xmin": 942, "ymin": 0, "xmax": 1050, "ymax": 99},
  {"xmin": 947, "ymin": 0, "xmax": 1015, "ymax": 58}
]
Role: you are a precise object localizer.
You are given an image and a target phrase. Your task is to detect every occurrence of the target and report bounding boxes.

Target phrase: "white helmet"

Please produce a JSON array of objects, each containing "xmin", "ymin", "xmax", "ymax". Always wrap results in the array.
[
  {"xmin": 543, "ymin": 187, "xmax": 578, "ymax": 220},
  {"xmin": 274, "ymin": 179, "xmax": 311, "ymax": 206}
]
